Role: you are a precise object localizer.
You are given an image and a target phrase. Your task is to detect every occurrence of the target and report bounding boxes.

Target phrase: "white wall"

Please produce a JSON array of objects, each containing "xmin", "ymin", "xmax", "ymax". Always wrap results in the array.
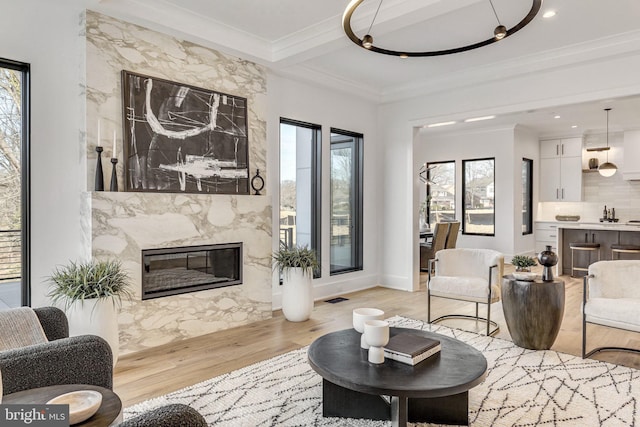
[
  {"xmin": 0, "ymin": 0, "xmax": 94, "ymax": 305},
  {"xmin": 414, "ymin": 126, "xmax": 517, "ymax": 253},
  {"xmin": 380, "ymin": 52, "xmax": 640, "ymax": 291},
  {"xmin": 268, "ymin": 74, "xmax": 381, "ymax": 307}
]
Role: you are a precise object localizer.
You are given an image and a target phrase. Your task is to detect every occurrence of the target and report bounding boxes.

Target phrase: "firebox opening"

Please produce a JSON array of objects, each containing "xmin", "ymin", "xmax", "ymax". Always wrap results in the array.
[{"xmin": 141, "ymin": 243, "xmax": 242, "ymax": 300}]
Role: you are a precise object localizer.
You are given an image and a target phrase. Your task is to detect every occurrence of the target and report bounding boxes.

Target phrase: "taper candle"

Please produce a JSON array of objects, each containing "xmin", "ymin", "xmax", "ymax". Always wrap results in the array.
[
  {"xmin": 112, "ymin": 129, "xmax": 117, "ymax": 157},
  {"xmin": 97, "ymin": 119, "xmax": 101, "ymax": 144}
]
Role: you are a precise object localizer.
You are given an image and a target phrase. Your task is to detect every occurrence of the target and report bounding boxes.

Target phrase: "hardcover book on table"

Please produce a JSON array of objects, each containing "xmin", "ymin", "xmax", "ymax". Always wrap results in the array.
[{"xmin": 384, "ymin": 332, "xmax": 441, "ymax": 365}]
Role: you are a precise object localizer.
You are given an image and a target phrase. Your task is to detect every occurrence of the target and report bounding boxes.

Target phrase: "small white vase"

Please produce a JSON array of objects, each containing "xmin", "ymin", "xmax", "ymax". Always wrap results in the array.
[
  {"xmin": 353, "ymin": 308, "xmax": 384, "ymax": 349},
  {"xmin": 364, "ymin": 320, "xmax": 389, "ymax": 364},
  {"xmin": 281, "ymin": 267, "xmax": 313, "ymax": 322},
  {"xmin": 66, "ymin": 297, "xmax": 120, "ymax": 366}
]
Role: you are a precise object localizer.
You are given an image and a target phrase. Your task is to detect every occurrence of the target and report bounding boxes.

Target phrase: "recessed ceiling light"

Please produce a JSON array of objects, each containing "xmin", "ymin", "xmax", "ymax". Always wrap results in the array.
[
  {"xmin": 464, "ymin": 115, "xmax": 496, "ymax": 122},
  {"xmin": 427, "ymin": 121, "xmax": 456, "ymax": 128},
  {"xmin": 543, "ymin": 10, "xmax": 556, "ymax": 18},
  {"xmin": 554, "ymin": 115, "xmax": 561, "ymax": 119},
  {"xmin": 571, "ymin": 125, "xmax": 578, "ymax": 128}
]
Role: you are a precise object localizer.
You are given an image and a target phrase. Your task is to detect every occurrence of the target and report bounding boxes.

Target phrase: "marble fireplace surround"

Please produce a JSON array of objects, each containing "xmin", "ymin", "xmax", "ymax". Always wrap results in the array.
[
  {"xmin": 83, "ymin": 11, "xmax": 271, "ymax": 354},
  {"xmin": 83, "ymin": 192, "xmax": 272, "ymax": 354}
]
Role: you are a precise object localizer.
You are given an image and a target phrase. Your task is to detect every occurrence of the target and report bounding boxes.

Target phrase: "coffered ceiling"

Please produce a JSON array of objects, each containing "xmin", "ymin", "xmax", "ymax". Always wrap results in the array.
[{"xmin": 97, "ymin": 0, "xmax": 640, "ymax": 134}]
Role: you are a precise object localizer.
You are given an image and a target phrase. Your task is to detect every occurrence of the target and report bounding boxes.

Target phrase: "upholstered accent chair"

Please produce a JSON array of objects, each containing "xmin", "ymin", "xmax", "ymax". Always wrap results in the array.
[
  {"xmin": 444, "ymin": 221, "xmax": 461, "ymax": 249},
  {"xmin": 420, "ymin": 222, "xmax": 450, "ymax": 272},
  {"xmin": 119, "ymin": 404, "xmax": 207, "ymax": 427},
  {"xmin": 0, "ymin": 306, "xmax": 113, "ymax": 395},
  {"xmin": 428, "ymin": 248, "xmax": 504, "ymax": 336},
  {"xmin": 582, "ymin": 260, "xmax": 640, "ymax": 358}
]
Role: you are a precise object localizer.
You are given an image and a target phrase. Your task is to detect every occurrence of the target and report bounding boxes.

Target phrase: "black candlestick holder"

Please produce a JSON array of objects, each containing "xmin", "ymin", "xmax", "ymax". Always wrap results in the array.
[
  {"xmin": 251, "ymin": 169, "xmax": 265, "ymax": 195},
  {"xmin": 110, "ymin": 158, "xmax": 118, "ymax": 192},
  {"xmin": 95, "ymin": 146, "xmax": 104, "ymax": 191}
]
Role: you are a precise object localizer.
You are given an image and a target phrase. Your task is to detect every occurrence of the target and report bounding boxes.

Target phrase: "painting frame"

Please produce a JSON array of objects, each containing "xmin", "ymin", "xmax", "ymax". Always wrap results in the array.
[{"xmin": 121, "ymin": 70, "xmax": 250, "ymax": 194}]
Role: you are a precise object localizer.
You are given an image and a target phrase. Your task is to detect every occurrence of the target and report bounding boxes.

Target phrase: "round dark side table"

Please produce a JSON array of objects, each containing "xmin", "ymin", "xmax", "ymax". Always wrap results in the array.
[
  {"xmin": 501, "ymin": 274, "xmax": 565, "ymax": 350},
  {"xmin": 3, "ymin": 384, "xmax": 122, "ymax": 426}
]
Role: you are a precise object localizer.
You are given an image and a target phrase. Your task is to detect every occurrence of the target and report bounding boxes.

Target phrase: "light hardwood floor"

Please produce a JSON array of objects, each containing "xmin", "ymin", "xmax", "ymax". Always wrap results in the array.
[{"xmin": 114, "ymin": 265, "xmax": 640, "ymax": 407}]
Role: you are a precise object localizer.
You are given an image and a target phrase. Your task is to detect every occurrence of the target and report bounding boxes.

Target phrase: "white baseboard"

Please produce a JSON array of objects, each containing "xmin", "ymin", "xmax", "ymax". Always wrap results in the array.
[{"xmin": 272, "ymin": 273, "xmax": 378, "ymax": 310}]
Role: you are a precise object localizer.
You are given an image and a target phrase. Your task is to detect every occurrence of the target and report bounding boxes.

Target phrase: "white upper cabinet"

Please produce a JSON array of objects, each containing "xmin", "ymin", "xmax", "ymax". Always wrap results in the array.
[
  {"xmin": 623, "ymin": 130, "xmax": 640, "ymax": 180},
  {"xmin": 540, "ymin": 138, "xmax": 582, "ymax": 159},
  {"xmin": 539, "ymin": 138, "xmax": 583, "ymax": 202}
]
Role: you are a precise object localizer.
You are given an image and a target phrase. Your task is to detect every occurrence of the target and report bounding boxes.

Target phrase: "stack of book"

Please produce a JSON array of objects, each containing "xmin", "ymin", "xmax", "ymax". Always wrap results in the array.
[{"xmin": 384, "ymin": 332, "xmax": 441, "ymax": 365}]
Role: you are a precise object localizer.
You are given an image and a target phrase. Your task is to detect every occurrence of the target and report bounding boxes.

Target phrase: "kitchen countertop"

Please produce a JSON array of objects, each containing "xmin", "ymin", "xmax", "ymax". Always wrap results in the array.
[{"xmin": 537, "ymin": 221, "xmax": 640, "ymax": 231}]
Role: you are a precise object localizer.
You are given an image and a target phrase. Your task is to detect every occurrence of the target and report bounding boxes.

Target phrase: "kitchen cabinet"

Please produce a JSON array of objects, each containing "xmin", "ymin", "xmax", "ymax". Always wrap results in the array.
[
  {"xmin": 535, "ymin": 221, "xmax": 559, "ymax": 254},
  {"xmin": 539, "ymin": 138, "xmax": 582, "ymax": 202},
  {"xmin": 623, "ymin": 130, "xmax": 640, "ymax": 180}
]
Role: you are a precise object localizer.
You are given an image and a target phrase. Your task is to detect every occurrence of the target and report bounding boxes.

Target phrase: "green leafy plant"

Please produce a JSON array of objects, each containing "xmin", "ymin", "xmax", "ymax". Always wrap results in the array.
[
  {"xmin": 511, "ymin": 255, "xmax": 537, "ymax": 270},
  {"xmin": 48, "ymin": 259, "xmax": 133, "ymax": 310},
  {"xmin": 272, "ymin": 244, "xmax": 319, "ymax": 278}
]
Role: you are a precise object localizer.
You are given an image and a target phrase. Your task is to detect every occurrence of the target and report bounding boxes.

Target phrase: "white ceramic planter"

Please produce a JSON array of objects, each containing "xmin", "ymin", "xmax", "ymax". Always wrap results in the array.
[
  {"xmin": 65, "ymin": 297, "xmax": 119, "ymax": 366},
  {"xmin": 281, "ymin": 267, "xmax": 313, "ymax": 322}
]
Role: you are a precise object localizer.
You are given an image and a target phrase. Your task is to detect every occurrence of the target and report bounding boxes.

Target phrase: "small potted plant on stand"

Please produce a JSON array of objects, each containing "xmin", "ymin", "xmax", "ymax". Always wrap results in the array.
[
  {"xmin": 48, "ymin": 259, "xmax": 132, "ymax": 366},
  {"xmin": 511, "ymin": 255, "xmax": 537, "ymax": 281},
  {"xmin": 273, "ymin": 244, "xmax": 319, "ymax": 322}
]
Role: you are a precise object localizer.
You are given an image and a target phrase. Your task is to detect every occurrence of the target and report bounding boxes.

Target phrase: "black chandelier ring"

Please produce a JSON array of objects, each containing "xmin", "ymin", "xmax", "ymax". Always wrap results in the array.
[{"xmin": 342, "ymin": 0, "xmax": 543, "ymax": 57}]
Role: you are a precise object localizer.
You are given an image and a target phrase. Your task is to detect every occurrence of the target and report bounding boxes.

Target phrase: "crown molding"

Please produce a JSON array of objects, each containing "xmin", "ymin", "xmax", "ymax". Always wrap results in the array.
[{"xmin": 381, "ymin": 29, "xmax": 640, "ymax": 104}]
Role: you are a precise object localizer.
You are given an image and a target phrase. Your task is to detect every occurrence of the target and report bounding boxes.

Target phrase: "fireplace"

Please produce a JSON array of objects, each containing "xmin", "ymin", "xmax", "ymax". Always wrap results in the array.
[{"xmin": 142, "ymin": 243, "xmax": 242, "ymax": 300}]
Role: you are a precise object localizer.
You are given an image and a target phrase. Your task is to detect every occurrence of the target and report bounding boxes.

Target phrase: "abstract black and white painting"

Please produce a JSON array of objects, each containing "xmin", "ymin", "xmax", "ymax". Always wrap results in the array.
[{"xmin": 122, "ymin": 71, "xmax": 249, "ymax": 194}]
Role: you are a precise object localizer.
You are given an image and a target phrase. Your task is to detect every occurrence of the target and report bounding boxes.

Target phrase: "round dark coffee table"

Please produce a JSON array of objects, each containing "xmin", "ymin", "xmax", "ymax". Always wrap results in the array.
[
  {"xmin": 308, "ymin": 327, "xmax": 487, "ymax": 427},
  {"xmin": 501, "ymin": 274, "xmax": 565, "ymax": 350},
  {"xmin": 3, "ymin": 384, "xmax": 122, "ymax": 426}
]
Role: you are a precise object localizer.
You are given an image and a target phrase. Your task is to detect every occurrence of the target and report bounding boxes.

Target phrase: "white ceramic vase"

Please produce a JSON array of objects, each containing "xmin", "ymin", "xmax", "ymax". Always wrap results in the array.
[
  {"xmin": 364, "ymin": 320, "xmax": 389, "ymax": 364},
  {"xmin": 65, "ymin": 297, "xmax": 120, "ymax": 366},
  {"xmin": 281, "ymin": 267, "xmax": 313, "ymax": 322},
  {"xmin": 353, "ymin": 308, "xmax": 385, "ymax": 349}
]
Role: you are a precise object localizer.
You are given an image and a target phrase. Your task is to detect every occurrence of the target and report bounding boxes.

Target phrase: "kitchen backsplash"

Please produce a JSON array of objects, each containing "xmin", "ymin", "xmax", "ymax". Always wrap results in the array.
[{"xmin": 538, "ymin": 132, "xmax": 640, "ymax": 222}]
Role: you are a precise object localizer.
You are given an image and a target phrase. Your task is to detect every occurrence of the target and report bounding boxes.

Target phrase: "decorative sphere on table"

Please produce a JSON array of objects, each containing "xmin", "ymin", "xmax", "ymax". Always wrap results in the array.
[
  {"xmin": 353, "ymin": 308, "xmax": 384, "ymax": 349},
  {"xmin": 363, "ymin": 319, "xmax": 389, "ymax": 364},
  {"xmin": 538, "ymin": 245, "xmax": 558, "ymax": 282}
]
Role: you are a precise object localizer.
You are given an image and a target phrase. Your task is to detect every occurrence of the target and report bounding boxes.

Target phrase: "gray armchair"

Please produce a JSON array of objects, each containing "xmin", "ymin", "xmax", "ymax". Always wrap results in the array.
[
  {"xmin": 0, "ymin": 306, "xmax": 113, "ymax": 395},
  {"xmin": 119, "ymin": 404, "xmax": 207, "ymax": 427}
]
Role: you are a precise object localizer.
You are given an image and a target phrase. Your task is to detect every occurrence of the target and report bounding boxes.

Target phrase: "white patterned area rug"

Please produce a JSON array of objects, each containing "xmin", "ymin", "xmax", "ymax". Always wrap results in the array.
[{"xmin": 125, "ymin": 316, "xmax": 640, "ymax": 426}]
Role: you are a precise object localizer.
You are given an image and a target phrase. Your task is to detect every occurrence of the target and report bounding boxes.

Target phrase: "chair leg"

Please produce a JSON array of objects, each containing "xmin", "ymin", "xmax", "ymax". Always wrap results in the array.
[
  {"xmin": 475, "ymin": 303, "xmax": 479, "ymax": 320},
  {"xmin": 582, "ymin": 313, "xmax": 587, "ymax": 358},
  {"xmin": 427, "ymin": 289, "xmax": 431, "ymax": 324}
]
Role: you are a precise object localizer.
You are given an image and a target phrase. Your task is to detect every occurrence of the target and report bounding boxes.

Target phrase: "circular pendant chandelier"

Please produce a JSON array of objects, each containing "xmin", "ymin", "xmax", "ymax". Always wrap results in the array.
[{"xmin": 342, "ymin": 0, "xmax": 543, "ymax": 57}]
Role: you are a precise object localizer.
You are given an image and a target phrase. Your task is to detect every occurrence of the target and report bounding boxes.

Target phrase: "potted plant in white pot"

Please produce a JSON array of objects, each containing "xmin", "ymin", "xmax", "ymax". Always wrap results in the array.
[
  {"xmin": 48, "ymin": 259, "xmax": 132, "ymax": 365},
  {"xmin": 273, "ymin": 244, "xmax": 319, "ymax": 322}
]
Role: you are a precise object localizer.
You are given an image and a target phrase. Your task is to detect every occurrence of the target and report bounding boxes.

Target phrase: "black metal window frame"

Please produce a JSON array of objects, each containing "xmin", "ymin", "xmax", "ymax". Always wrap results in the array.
[
  {"xmin": 426, "ymin": 160, "xmax": 456, "ymax": 226},
  {"xmin": 329, "ymin": 127, "xmax": 363, "ymax": 275},
  {"xmin": 279, "ymin": 118, "xmax": 322, "ymax": 278},
  {"xmin": 522, "ymin": 158, "xmax": 533, "ymax": 235},
  {"xmin": 0, "ymin": 58, "xmax": 30, "ymax": 306},
  {"xmin": 461, "ymin": 157, "xmax": 495, "ymax": 237}
]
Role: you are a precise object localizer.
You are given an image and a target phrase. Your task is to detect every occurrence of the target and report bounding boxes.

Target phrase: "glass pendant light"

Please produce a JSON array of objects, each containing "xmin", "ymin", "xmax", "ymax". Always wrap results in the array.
[{"xmin": 598, "ymin": 108, "xmax": 617, "ymax": 177}]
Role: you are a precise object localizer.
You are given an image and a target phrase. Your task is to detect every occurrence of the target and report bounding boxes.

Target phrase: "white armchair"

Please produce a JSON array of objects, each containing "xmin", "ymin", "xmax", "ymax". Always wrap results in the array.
[
  {"xmin": 582, "ymin": 260, "xmax": 640, "ymax": 358},
  {"xmin": 428, "ymin": 248, "xmax": 504, "ymax": 336}
]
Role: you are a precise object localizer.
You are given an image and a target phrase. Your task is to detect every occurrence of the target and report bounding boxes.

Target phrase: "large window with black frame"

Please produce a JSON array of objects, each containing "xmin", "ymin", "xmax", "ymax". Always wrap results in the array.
[
  {"xmin": 424, "ymin": 161, "xmax": 456, "ymax": 228},
  {"xmin": 462, "ymin": 158, "xmax": 495, "ymax": 236},
  {"xmin": 522, "ymin": 158, "xmax": 533, "ymax": 235},
  {"xmin": 279, "ymin": 118, "xmax": 321, "ymax": 277},
  {"xmin": 330, "ymin": 128, "xmax": 363, "ymax": 275},
  {"xmin": 0, "ymin": 58, "xmax": 30, "ymax": 307}
]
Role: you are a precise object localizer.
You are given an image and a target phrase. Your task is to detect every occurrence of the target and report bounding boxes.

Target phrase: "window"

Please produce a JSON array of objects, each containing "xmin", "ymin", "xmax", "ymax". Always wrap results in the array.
[
  {"xmin": 0, "ymin": 59, "xmax": 30, "ymax": 307},
  {"xmin": 330, "ymin": 128, "xmax": 363, "ymax": 274},
  {"xmin": 424, "ymin": 161, "xmax": 456, "ymax": 226},
  {"xmin": 279, "ymin": 119, "xmax": 321, "ymax": 276},
  {"xmin": 462, "ymin": 158, "xmax": 495, "ymax": 236},
  {"xmin": 522, "ymin": 158, "xmax": 533, "ymax": 235}
]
